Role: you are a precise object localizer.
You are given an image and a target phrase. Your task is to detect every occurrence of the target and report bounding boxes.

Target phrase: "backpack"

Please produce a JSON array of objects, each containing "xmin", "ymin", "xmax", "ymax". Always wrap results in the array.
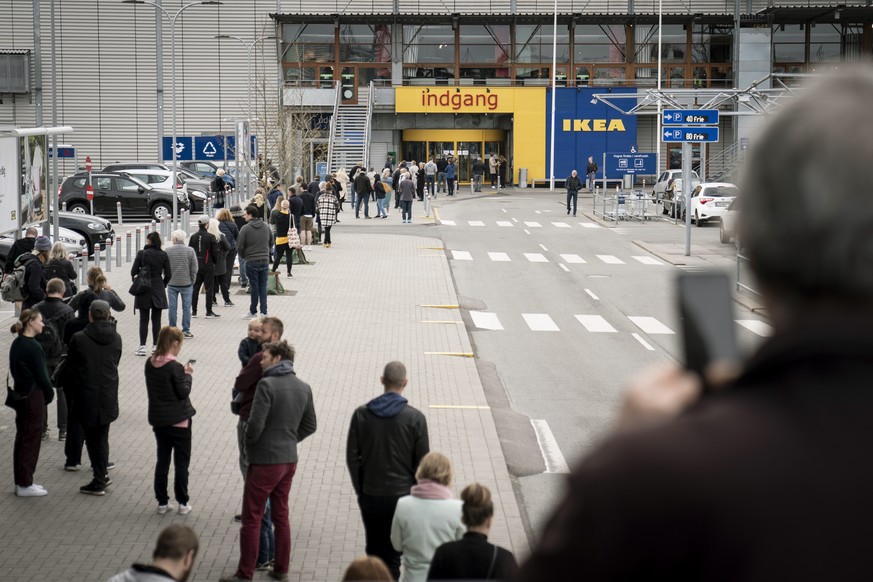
[
  {"xmin": 35, "ymin": 310, "xmax": 66, "ymax": 361},
  {"xmin": 1, "ymin": 255, "xmax": 30, "ymax": 303}
]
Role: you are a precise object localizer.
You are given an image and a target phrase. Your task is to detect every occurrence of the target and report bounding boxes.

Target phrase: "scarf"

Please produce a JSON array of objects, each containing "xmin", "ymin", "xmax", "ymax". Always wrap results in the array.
[{"xmin": 410, "ymin": 480, "xmax": 453, "ymax": 500}]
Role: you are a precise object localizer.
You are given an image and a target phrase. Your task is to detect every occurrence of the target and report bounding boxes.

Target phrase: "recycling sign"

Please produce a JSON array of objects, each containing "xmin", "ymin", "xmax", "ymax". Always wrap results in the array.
[{"xmin": 194, "ymin": 136, "xmax": 224, "ymax": 161}]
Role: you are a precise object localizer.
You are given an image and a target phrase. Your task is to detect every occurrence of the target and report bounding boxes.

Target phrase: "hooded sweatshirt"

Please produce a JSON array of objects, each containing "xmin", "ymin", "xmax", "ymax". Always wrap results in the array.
[
  {"xmin": 236, "ymin": 218, "xmax": 273, "ymax": 263},
  {"xmin": 65, "ymin": 320, "xmax": 123, "ymax": 426}
]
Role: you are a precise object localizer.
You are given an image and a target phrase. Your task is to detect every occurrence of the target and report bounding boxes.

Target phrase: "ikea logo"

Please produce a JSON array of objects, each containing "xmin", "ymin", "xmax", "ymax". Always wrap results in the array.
[{"xmin": 562, "ymin": 119, "xmax": 626, "ymax": 132}]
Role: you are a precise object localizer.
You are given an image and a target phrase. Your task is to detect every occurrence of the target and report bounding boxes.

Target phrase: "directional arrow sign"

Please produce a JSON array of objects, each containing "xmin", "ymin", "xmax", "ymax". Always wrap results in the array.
[
  {"xmin": 661, "ymin": 126, "xmax": 719, "ymax": 143},
  {"xmin": 663, "ymin": 109, "xmax": 719, "ymax": 126}
]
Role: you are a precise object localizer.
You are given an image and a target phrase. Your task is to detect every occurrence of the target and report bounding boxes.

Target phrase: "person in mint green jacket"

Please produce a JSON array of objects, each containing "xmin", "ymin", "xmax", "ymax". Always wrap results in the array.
[{"xmin": 390, "ymin": 452, "xmax": 465, "ymax": 582}]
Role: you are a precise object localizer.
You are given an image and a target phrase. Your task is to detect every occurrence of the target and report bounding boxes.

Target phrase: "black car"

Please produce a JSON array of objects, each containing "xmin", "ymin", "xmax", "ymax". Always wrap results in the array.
[
  {"xmin": 102, "ymin": 162, "xmax": 169, "ymax": 173},
  {"xmin": 57, "ymin": 211, "xmax": 115, "ymax": 254},
  {"xmin": 59, "ymin": 172, "xmax": 189, "ymax": 221}
]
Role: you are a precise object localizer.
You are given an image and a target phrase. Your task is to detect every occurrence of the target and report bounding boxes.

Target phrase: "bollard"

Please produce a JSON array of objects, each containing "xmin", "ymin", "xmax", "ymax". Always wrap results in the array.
[
  {"xmin": 135, "ymin": 227, "xmax": 142, "ymax": 254},
  {"xmin": 115, "ymin": 236, "xmax": 122, "ymax": 268},
  {"xmin": 105, "ymin": 239, "xmax": 112, "ymax": 272},
  {"xmin": 159, "ymin": 217, "xmax": 165, "ymax": 241},
  {"xmin": 116, "ymin": 201, "xmax": 123, "ymax": 225},
  {"xmin": 423, "ymin": 186, "xmax": 431, "ymax": 218},
  {"xmin": 94, "ymin": 243, "xmax": 101, "ymax": 268},
  {"xmin": 79, "ymin": 250, "xmax": 89, "ymax": 287},
  {"xmin": 62, "ymin": 201, "xmax": 67, "ymax": 212},
  {"xmin": 206, "ymin": 196, "xmax": 212, "ymax": 217},
  {"xmin": 126, "ymin": 231, "xmax": 132, "ymax": 263},
  {"xmin": 150, "ymin": 220, "xmax": 157, "ymax": 234}
]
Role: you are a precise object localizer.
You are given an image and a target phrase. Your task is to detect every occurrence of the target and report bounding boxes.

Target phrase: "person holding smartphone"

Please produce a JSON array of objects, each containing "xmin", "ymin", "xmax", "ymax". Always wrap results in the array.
[{"xmin": 145, "ymin": 326, "xmax": 196, "ymax": 515}]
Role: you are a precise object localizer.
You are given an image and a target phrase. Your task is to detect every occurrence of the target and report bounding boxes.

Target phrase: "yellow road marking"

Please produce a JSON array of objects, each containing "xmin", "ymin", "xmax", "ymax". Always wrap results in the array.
[
  {"xmin": 424, "ymin": 351, "xmax": 474, "ymax": 357},
  {"xmin": 419, "ymin": 304, "xmax": 460, "ymax": 309}
]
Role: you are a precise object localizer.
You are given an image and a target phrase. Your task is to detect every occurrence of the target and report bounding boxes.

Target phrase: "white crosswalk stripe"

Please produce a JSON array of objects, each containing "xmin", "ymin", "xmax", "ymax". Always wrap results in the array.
[
  {"xmin": 524, "ymin": 253, "xmax": 549, "ymax": 263},
  {"xmin": 470, "ymin": 312, "xmax": 504, "ymax": 330},
  {"xmin": 523, "ymin": 313, "xmax": 560, "ymax": 331},
  {"xmin": 628, "ymin": 316, "xmax": 675, "ymax": 335},
  {"xmin": 468, "ymin": 220, "xmax": 486, "ymax": 227},
  {"xmin": 560, "ymin": 254, "xmax": 586, "ymax": 264},
  {"xmin": 440, "ymin": 220, "xmax": 456, "ymax": 226},
  {"xmin": 488, "ymin": 252, "xmax": 511, "ymax": 262},
  {"xmin": 632, "ymin": 256, "xmax": 664, "ymax": 265},
  {"xmin": 579, "ymin": 223, "xmax": 600, "ymax": 229},
  {"xmin": 496, "ymin": 221, "xmax": 514, "ymax": 227},
  {"xmin": 575, "ymin": 315, "xmax": 617, "ymax": 333},
  {"xmin": 451, "ymin": 250, "xmax": 473, "ymax": 261},
  {"xmin": 596, "ymin": 255, "xmax": 625, "ymax": 265},
  {"xmin": 551, "ymin": 222, "xmax": 572, "ymax": 228},
  {"xmin": 736, "ymin": 319, "xmax": 773, "ymax": 337},
  {"xmin": 524, "ymin": 221, "xmax": 543, "ymax": 228}
]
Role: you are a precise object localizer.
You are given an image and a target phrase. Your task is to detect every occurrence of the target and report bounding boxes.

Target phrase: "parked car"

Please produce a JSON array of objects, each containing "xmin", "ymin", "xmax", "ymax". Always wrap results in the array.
[
  {"xmin": 689, "ymin": 182, "xmax": 738, "ymax": 226},
  {"xmin": 180, "ymin": 160, "xmax": 235, "ymax": 188},
  {"xmin": 655, "ymin": 169, "xmax": 701, "ymax": 216},
  {"xmin": 102, "ymin": 162, "xmax": 169, "ymax": 173},
  {"xmin": 59, "ymin": 172, "xmax": 189, "ymax": 221},
  {"xmin": 720, "ymin": 197, "xmax": 740, "ymax": 245},
  {"xmin": 0, "ymin": 226, "xmax": 87, "ymax": 270},
  {"xmin": 120, "ymin": 168, "xmax": 214, "ymax": 213},
  {"xmin": 57, "ymin": 211, "xmax": 115, "ymax": 254}
]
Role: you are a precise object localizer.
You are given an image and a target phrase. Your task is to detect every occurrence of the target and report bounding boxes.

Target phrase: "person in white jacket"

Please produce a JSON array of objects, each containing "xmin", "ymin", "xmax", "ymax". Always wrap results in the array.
[{"xmin": 390, "ymin": 452, "xmax": 465, "ymax": 582}]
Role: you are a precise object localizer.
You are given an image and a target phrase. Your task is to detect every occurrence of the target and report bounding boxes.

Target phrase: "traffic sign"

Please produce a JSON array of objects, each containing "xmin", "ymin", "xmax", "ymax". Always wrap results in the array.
[
  {"xmin": 606, "ymin": 152, "xmax": 656, "ymax": 175},
  {"xmin": 225, "ymin": 135, "xmax": 257, "ymax": 159},
  {"xmin": 49, "ymin": 146, "xmax": 75, "ymax": 158},
  {"xmin": 194, "ymin": 136, "xmax": 225, "ymax": 161},
  {"xmin": 162, "ymin": 137, "xmax": 194, "ymax": 161},
  {"xmin": 662, "ymin": 109, "xmax": 719, "ymax": 126},
  {"xmin": 661, "ymin": 126, "xmax": 720, "ymax": 143},
  {"xmin": 85, "ymin": 155, "xmax": 92, "ymax": 172},
  {"xmin": 86, "ymin": 183, "xmax": 94, "ymax": 201}
]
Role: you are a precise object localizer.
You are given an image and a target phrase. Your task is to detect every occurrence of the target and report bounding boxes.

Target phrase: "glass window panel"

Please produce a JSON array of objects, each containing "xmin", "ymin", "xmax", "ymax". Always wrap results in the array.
[
  {"xmin": 593, "ymin": 66, "xmax": 626, "ymax": 85},
  {"xmin": 692, "ymin": 25, "xmax": 732, "ymax": 63},
  {"xmin": 634, "ymin": 24, "xmax": 686, "ymax": 64},
  {"xmin": 339, "ymin": 24, "xmax": 391, "ymax": 62},
  {"xmin": 810, "ymin": 23, "xmax": 841, "ymax": 43},
  {"xmin": 404, "ymin": 25, "xmax": 455, "ymax": 64},
  {"xmin": 460, "ymin": 25, "xmax": 510, "ymax": 64},
  {"xmin": 283, "ymin": 23, "xmax": 334, "ymax": 44},
  {"xmin": 774, "ymin": 43, "xmax": 805, "ymax": 62},
  {"xmin": 516, "ymin": 24, "xmax": 570, "ymax": 63},
  {"xmin": 810, "ymin": 43, "xmax": 841, "ymax": 62},
  {"xmin": 575, "ymin": 44, "xmax": 616, "ymax": 63},
  {"xmin": 773, "ymin": 24, "xmax": 805, "ymax": 43}
]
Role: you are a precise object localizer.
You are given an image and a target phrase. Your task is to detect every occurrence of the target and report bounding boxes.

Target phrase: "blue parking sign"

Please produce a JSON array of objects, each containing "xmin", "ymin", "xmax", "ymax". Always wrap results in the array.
[
  {"xmin": 162, "ymin": 136, "xmax": 193, "ymax": 161},
  {"xmin": 194, "ymin": 136, "xmax": 225, "ymax": 161}
]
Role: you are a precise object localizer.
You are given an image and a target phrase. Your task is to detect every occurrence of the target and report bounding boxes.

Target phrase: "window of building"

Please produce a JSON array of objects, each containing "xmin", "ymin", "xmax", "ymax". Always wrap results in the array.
[
  {"xmin": 459, "ymin": 24, "xmax": 511, "ymax": 81},
  {"xmin": 692, "ymin": 24, "xmax": 732, "ymax": 63},
  {"xmin": 339, "ymin": 24, "xmax": 392, "ymax": 63},
  {"xmin": 809, "ymin": 23, "xmax": 842, "ymax": 62},
  {"xmin": 574, "ymin": 24, "xmax": 626, "ymax": 63},
  {"xmin": 282, "ymin": 23, "xmax": 335, "ymax": 63},
  {"xmin": 773, "ymin": 24, "xmax": 806, "ymax": 63},
  {"xmin": 403, "ymin": 25, "xmax": 455, "ymax": 64},
  {"xmin": 515, "ymin": 24, "xmax": 570, "ymax": 64}
]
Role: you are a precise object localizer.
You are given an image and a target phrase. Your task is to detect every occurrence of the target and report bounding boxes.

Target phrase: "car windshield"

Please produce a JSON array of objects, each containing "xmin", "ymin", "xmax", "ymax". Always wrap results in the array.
[{"xmin": 705, "ymin": 186, "xmax": 738, "ymax": 197}]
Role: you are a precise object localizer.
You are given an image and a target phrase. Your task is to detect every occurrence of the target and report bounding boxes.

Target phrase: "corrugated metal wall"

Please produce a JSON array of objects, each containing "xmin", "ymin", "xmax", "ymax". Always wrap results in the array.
[{"xmin": 0, "ymin": 0, "xmax": 279, "ymax": 171}]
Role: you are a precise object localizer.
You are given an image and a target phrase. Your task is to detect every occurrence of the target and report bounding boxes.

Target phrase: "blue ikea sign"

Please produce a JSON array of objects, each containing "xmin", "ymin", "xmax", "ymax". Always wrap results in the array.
[{"xmin": 545, "ymin": 88, "xmax": 638, "ymax": 179}]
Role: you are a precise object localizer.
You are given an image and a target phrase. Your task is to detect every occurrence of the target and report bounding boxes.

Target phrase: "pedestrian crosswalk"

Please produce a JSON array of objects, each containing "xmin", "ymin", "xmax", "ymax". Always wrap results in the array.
[
  {"xmin": 449, "ymin": 249, "xmax": 663, "ymax": 265},
  {"xmin": 441, "ymin": 219, "xmax": 603, "ymax": 229},
  {"xmin": 465, "ymin": 310, "xmax": 771, "ymax": 338}
]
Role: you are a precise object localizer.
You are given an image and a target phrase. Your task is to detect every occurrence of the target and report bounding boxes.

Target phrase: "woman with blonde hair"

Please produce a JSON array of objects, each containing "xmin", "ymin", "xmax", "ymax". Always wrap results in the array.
[
  {"xmin": 391, "ymin": 452, "xmax": 465, "ymax": 582},
  {"xmin": 427, "ymin": 483, "xmax": 518, "ymax": 580},
  {"xmin": 207, "ymin": 218, "xmax": 231, "ymax": 306},
  {"xmin": 44, "ymin": 241, "xmax": 77, "ymax": 297},
  {"xmin": 145, "ymin": 326, "xmax": 196, "ymax": 515}
]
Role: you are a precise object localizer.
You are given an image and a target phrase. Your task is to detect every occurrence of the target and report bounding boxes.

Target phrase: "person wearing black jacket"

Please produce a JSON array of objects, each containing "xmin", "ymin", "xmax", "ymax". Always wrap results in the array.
[
  {"xmin": 131, "ymin": 232, "xmax": 172, "ymax": 355},
  {"xmin": 212, "ymin": 169, "xmax": 228, "ymax": 209},
  {"xmin": 585, "ymin": 156, "xmax": 598, "ymax": 191},
  {"xmin": 3, "ymin": 226, "xmax": 37, "ymax": 275},
  {"xmin": 19, "ymin": 235, "xmax": 52, "ymax": 310},
  {"xmin": 307, "ymin": 176, "xmax": 320, "ymax": 196},
  {"xmin": 230, "ymin": 205, "xmax": 249, "ymax": 288},
  {"xmin": 354, "ymin": 169, "xmax": 373, "ymax": 219},
  {"xmin": 188, "ymin": 216, "xmax": 219, "ymax": 319},
  {"xmin": 471, "ymin": 158, "xmax": 486, "ymax": 192},
  {"xmin": 146, "ymin": 326, "xmax": 196, "ymax": 515},
  {"xmin": 346, "ymin": 361, "xmax": 430, "ymax": 579},
  {"xmin": 299, "ymin": 187, "xmax": 316, "ymax": 250},
  {"xmin": 565, "ymin": 170, "xmax": 583, "ymax": 217},
  {"xmin": 61, "ymin": 300, "xmax": 122, "ymax": 496},
  {"xmin": 392, "ymin": 164, "xmax": 404, "ymax": 209},
  {"xmin": 33, "ymin": 278, "xmax": 75, "ymax": 442}
]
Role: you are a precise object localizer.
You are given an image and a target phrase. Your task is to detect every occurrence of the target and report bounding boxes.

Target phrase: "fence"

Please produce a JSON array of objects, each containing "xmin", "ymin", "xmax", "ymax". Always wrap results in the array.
[{"xmin": 592, "ymin": 187, "xmax": 663, "ymax": 222}]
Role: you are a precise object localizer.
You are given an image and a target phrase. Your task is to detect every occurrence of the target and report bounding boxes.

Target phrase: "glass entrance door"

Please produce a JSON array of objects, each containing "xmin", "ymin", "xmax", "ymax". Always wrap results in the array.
[
  {"xmin": 456, "ymin": 141, "xmax": 482, "ymax": 183},
  {"xmin": 341, "ymin": 67, "xmax": 357, "ymax": 103}
]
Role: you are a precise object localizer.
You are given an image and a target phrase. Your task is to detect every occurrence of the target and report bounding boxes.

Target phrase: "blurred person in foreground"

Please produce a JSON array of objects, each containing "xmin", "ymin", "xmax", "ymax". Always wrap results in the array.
[
  {"xmin": 108, "ymin": 524, "xmax": 198, "ymax": 582},
  {"xmin": 518, "ymin": 70, "xmax": 873, "ymax": 581}
]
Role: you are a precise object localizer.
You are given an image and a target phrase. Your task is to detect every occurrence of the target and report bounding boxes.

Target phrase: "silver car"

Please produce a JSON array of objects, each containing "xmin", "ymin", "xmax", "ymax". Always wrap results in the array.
[{"xmin": 720, "ymin": 198, "xmax": 740, "ymax": 245}]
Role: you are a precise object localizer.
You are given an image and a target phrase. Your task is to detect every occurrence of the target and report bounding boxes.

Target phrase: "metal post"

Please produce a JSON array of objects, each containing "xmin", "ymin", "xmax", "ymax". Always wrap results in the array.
[
  {"xmin": 116, "ymin": 236, "xmax": 122, "ymax": 268},
  {"xmin": 94, "ymin": 243, "xmax": 101, "ymax": 267},
  {"xmin": 50, "ymin": 0, "xmax": 59, "ymax": 241},
  {"xmin": 126, "ymin": 231, "xmax": 133, "ymax": 263},
  {"xmin": 79, "ymin": 250, "xmax": 88, "ymax": 287},
  {"xmin": 135, "ymin": 227, "xmax": 142, "ymax": 253},
  {"xmin": 683, "ymin": 141, "xmax": 692, "ymax": 256},
  {"xmin": 62, "ymin": 202, "xmax": 67, "ymax": 212},
  {"xmin": 105, "ymin": 239, "xmax": 111, "ymax": 272},
  {"xmin": 117, "ymin": 201, "xmax": 123, "ymax": 225},
  {"xmin": 548, "ymin": 0, "xmax": 557, "ymax": 192},
  {"xmin": 151, "ymin": 220, "xmax": 157, "ymax": 234}
]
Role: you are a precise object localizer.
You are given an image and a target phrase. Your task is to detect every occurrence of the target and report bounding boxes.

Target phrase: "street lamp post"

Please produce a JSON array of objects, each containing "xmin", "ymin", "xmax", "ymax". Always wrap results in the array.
[
  {"xmin": 122, "ymin": 0, "xmax": 222, "ymax": 231},
  {"xmin": 214, "ymin": 34, "xmax": 277, "ymax": 203}
]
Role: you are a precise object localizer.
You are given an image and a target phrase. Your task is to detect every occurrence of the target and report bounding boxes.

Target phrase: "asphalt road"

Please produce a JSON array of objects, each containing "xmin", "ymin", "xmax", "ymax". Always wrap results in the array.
[{"xmin": 430, "ymin": 189, "xmax": 770, "ymax": 540}]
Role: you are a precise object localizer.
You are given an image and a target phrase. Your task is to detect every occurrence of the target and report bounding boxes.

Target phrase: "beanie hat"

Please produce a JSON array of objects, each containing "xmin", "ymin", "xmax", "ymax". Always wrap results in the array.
[{"xmin": 34, "ymin": 235, "xmax": 51, "ymax": 251}]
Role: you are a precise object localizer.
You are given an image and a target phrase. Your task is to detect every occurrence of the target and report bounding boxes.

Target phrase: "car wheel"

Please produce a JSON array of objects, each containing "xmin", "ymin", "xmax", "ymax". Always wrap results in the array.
[
  {"xmin": 720, "ymin": 222, "xmax": 731, "ymax": 244},
  {"xmin": 151, "ymin": 203, "xmax": 171, "ymax": 221},
  {"xmin": 69, "ymin": 203, "xmax": 89, "ymax": 214},
  {"xmin": 695, "ymin": 211, "xmax": 703, "ymax": 227}
]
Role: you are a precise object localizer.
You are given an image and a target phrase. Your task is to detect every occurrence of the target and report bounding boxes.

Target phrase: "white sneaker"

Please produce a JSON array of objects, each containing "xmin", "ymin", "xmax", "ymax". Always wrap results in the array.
[
  {"xmin": 241, "ymin": 312, "xmax": 256, "ymax": 320},
  {"xmin": 135, "ymin": 345, "xmax": 147, "ymax": 356},
  {"xmin": 157, "ymin": 504, "xmax": 175, "ymax": 514},
  {"xmin": 178, "ymin": 503, "xmax": 192, "ymax": 515},
  {"xmin": 16, "ymin": 485, "xmax": 47, "ymax": 497}
]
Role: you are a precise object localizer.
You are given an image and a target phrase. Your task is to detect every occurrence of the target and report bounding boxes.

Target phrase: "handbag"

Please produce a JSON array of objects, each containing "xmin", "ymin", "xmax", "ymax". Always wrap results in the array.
[
  {"xmin": 286, "ymin": 216, "xmax": 301, "ymax": 248},
  {"xmin": 4, "ymin": 372, "xmax": 28, "ymax": 409},
  {"xmin": 266, "ymin": 271, "xmax": 285, "ymax": 295},
  {"xmin": 128, "ymin": 264, "xmax": 152, "ymax": 296}
]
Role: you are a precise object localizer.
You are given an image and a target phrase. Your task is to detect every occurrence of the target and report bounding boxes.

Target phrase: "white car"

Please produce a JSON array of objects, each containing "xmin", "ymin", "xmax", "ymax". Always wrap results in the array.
[
  {"xmin": 689, "ymin": 182, "xmax": 738, "ymax": 226},
  {"xmin": 655, "ymin": 169, "xmax": 701, "ymax": 217}
]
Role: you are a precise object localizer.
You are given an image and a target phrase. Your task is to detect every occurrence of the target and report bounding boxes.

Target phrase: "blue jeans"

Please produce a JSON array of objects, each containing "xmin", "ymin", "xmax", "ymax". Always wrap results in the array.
[
  {"xmin": 246, "ymin": 262, "xmax": 269, "ymax": 315},
  {"xmin": 238, "ymin": 257, "xmax": 248, "ymax": 285},
  {"xmin": 400, "ymin": 200, "xmax": 412, "ymax": 222},
  {"xmin": 167, "ymin": 285, "xmax": 193, "ymax": 332},
  {"xmin": 349, "ymin": 183, "xmax": 357, "ymax": 211},
  {"xmin": 258, "ymin": 499, "xmax": 275, "ymax": 566},
  {"xmin": 425, "ymin": 175, "xmax": 436, "ymax": 196},
  {"xmin": 356, "ymin": 194, "xmax": 370, "ymax": 218},
  {"xmin": 437, "ymin": 172, "xmax": 447, "ymax": 192}
]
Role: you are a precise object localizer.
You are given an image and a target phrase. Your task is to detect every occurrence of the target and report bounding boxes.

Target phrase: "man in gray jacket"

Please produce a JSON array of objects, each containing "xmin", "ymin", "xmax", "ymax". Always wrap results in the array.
[
  {"xmin": 222, "ymin": 340, "xmax": 316, "ymax": 582},
  {"xmin": 165, "ymin": 230, "xmax": 198, "ymax": 338},
  {"xmin": 237, "ymin": 204, "xmax": 273, "ymax": 320},
  {"xmin": 107, "ymin": 524, "xmax": 199, "ymax": 582}
]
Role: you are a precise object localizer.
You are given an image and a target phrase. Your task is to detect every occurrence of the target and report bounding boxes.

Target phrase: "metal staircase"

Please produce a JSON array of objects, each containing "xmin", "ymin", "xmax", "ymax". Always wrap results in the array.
[
  {"xmin": 327, "ymin": 82, "xmax": 374, "ymax": 174},
  {"xmin": 703, "ymin": 141, "xmax": 741, "ymax": 183}
]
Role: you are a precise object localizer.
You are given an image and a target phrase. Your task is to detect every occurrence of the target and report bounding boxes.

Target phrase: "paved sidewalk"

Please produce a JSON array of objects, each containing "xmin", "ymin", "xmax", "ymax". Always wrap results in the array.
[{"xmin": 0, "ymin": 230, "xmax": 528, "ymax": 581}]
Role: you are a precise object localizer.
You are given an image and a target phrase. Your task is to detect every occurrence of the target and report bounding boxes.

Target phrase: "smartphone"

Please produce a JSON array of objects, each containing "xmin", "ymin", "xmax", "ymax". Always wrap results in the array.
[
  {"xmin": 677, "ymin": 272, "xmax": 740, "ymax": 380},
  {"xmin": 185, "ymin": 359, "xmax": 196, "ymax": 366}
]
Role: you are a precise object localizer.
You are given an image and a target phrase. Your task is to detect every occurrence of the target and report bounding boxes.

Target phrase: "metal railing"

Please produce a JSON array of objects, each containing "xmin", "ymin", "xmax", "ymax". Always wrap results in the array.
[
  {"xmin": 736, "ymin": 248, "xmax": 762, "ymax": 297},
  {"xmin": 326, "ymin": 81, "xmax": 341, "ymax": 174},
  {"xmin": 363, "ymin": 81, "xmax": 375, "ymax": 170},
  {"xmin": 592, "ymin": 188, "xmax": 664, "ymax": 222},
  {"xmin": 706, "ymin": 141, "xmax": 741, "ymax": 182}
]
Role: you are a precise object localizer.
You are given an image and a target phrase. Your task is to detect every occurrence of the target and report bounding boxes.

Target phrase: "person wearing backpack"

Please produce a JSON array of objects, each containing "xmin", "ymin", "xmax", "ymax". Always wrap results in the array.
[
  {"xmin": 44, "ymin": 242, "xmax": 77, "ymax": 298},
  {"xmin": 19, "ymin": 235, "xmax": 52, "ymax": 310},
  {"xmin": 2, "ymin": 226, "xmax": 37, "ymax": 278},
  {"xmin": 34, "ymin": 278, "xmax": 74, "ymax": 442}
]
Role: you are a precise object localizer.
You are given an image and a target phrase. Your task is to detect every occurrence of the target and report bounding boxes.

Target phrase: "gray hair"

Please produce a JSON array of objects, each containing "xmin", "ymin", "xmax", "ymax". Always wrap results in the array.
[
  {"xmin": 171, "ymin": 230, "xmax": 188, "ymax": 244},
  {"xmin": 318, "ymin": 181, "xmax": 326, "ymax": 191},
  {"xmin": 740, "ymin": 70, "xmax": 873, "ymax": 306}
]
